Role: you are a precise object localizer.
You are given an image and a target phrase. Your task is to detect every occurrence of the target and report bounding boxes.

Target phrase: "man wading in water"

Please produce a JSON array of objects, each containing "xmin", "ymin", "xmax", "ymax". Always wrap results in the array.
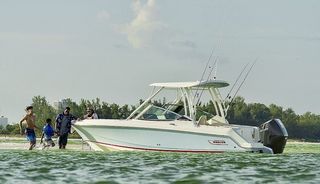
[
  {"xmin": 19, "ymin": 106, "xmax": 38, "ymax": 150},
  {"xmin": 55, "ymin": 107, "xmax": 76, "ymax": 149}
]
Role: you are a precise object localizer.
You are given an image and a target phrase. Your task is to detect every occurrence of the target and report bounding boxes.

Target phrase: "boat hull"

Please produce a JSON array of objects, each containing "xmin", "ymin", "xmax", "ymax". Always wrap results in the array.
[{"xmin": 73, "ymin": 120, "xmax": 273, "ymax": 153}]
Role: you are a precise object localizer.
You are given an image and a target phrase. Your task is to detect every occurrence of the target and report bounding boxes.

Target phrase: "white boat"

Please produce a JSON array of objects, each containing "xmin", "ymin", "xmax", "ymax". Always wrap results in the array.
[{"xmin": 73, "ymin": 80, "xmax": 288, "ymax": 154}]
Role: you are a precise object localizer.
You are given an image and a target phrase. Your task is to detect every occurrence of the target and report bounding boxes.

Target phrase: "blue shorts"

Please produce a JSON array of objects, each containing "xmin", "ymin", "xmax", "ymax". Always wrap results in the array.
[{"xmin": 26, "ymin": 128, "xmax": 36, "ymax": 143}]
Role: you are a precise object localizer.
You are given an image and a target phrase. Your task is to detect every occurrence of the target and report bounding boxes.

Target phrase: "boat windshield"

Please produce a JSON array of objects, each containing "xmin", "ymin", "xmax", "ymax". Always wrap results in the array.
[{"xmin": 138, "ymin": 105, "xmax": 182, "ymax": 121}]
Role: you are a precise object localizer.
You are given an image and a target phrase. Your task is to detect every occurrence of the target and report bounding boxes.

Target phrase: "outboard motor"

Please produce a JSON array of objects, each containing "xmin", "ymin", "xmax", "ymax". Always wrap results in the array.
[{"xmin": 259, "ymin": 119, "xmax": 288, "ymax": 154}]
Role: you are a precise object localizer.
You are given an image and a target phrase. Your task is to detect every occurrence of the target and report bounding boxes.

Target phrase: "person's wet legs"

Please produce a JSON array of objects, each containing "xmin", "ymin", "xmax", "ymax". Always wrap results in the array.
[
  {"xmin": 29, "ymin": 141, "xmax": 36, "ymax": 150},
  {"xmin": 26, "ymin": 129, "xmax": 36, "ymax": 151},
  {"xmin": 58, "ymin": 134, "xmax": 68, "ymax": 149},
  {"xmin": 59, "ymin": 145, "xmax": 66, "ymax": 149}
]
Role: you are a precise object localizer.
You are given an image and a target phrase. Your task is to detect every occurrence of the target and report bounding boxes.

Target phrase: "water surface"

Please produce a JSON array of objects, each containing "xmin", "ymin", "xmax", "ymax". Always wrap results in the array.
[{"xmin": 0, "ymin": 143, "xmax": 319, "ymax": 184}]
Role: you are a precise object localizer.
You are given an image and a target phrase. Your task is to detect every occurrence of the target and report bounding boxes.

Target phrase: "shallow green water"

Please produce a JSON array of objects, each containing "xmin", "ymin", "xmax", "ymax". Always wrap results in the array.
[{"xmin": 0, "ymin": 144, "xmax": 319, "ymax": 184}]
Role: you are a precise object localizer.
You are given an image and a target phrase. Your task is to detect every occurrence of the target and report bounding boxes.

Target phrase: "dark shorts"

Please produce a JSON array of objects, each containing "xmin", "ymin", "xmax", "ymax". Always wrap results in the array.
[
  {"xmin": 25, "ymin": 128, "xmax": 36, "ymax": 143},
  {"xmin": 58, "ymin": 133, "xmax": 69, "ymax": 146}
]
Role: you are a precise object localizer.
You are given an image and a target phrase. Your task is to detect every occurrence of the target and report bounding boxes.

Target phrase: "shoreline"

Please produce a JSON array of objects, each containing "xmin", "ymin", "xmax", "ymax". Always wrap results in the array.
[
  {"xmin": 0, "ymin": 136, "xmax": 92, "ymax": 151},
  {"xmin": 1, "ymin": 137, "xmax": 320, "ymax": 152}
]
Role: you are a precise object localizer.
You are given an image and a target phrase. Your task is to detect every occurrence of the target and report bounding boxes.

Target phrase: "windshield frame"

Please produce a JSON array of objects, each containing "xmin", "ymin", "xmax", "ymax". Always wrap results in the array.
[{"xmin": 136, "ymin": 104, "xmax": 183, "ymax": 121}]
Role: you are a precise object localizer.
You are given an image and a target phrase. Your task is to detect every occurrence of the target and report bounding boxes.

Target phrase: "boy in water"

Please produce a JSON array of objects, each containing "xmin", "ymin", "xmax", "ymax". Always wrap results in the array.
[
  {"xmin": 40, "ymin": 118, "xmax": 55, "ymax": 149},
  {"xmin": 19, "ymin": 106, "xmax": 38, "ymax": 150}
]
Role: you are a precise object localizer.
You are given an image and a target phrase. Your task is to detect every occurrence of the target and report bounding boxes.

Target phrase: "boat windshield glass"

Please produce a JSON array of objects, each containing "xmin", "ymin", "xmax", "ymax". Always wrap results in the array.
[{"xmin": 138, "ymin": 105, "xmax": 182, "ymax": 121}]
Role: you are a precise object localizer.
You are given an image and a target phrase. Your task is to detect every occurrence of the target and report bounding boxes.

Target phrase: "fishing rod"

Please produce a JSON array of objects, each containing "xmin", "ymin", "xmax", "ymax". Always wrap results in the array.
[
  {"xmin": 193, "ymin": 48, "xmax": 215, "ymax": 100},
  {"xmin": 195, "ymin": 56, "xmax": 219, "ymax": 106},
  {"xmin": 214, "ymin": 59, "xmax": 218, "ymax": 80},
  {"xmin": 224, "ymin": 62, "xmax": 250, "ymax": 101},
  {"xmin": 194, "ymin": 34, "xmax": 224, "ymax": 105},
  {"xmin": 226, "ymin": 59, "xmax": 258, "ymax": 111},
  {"xmin": 193, "ymin": 0, "xmax": 229, "ymax": 109}
]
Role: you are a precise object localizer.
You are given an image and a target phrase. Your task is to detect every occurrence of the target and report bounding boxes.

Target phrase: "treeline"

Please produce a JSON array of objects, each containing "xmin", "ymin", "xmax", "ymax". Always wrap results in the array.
[
  {"xmin": 0, "ymin": 96, "xmax": 319, "ymax": 141},
  {"xmin": 198, "ymin": 96, "xmax": 320, "ymax": 140}
]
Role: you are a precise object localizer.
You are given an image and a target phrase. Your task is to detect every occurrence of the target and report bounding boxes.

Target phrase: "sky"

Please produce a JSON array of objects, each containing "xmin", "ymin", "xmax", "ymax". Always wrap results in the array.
[{"xmin": 0, "ymin": 0, "xmax": 319, "ymax": 122}]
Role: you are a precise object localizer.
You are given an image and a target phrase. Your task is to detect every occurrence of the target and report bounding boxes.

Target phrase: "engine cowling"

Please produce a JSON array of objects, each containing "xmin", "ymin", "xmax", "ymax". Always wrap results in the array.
[{"xmin": 260, "ymin": 119, "xmax": 288, "ymax": 154}]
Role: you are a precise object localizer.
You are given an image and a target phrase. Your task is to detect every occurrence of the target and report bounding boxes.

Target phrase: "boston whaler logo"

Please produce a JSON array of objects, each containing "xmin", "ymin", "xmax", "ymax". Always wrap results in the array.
[{"xmin": 208, "ymin": 139, "xmax": 227, "ymax": 146}]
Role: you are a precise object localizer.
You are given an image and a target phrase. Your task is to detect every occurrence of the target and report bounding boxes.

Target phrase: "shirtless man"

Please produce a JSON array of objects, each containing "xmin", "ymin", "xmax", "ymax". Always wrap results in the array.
[{"xmin": 19, "ymin": 106, "xmax": 38, "ymax": 150}]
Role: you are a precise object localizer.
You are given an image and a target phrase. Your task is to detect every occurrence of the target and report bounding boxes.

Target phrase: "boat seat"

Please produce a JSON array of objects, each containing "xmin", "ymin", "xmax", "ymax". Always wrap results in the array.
[
  {"xmin": 207, "ymin": 118, "xmax": 229, "ymax": 126},
  {"xmin": 197, "ymin": 115, "xmax": 208, "ymax": 126}
]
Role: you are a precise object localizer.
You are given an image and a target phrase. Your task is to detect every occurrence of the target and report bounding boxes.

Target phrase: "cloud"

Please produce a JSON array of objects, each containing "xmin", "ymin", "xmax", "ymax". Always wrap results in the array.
[
  {"xmin": 123, "ymin": 0, "xmax": 164, "ymax": 48},
  {"xmin": 97, "ymin": 10, "xmax": 110, "ymax": 21},
  {"xmin": 121, "ymin": 0, "xmax": 198, "ymax": 52}
]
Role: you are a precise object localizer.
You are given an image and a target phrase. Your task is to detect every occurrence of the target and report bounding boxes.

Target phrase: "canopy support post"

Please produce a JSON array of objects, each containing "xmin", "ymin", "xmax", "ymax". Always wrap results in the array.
[{"xmin": 127, "ymin": 87, "xmax": 164, "ymax": 120}]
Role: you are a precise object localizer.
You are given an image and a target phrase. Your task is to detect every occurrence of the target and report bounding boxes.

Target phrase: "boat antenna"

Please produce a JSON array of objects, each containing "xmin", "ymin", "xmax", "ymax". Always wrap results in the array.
[
  {"xmin": 193, "ymin": 48, "xmax": 215, "ymax": 100},
  {"xmin": 227, "ymin": 59, "xmax": 258, "ymax": 111},
  {"xmin": 224, "ymin": 62, "xmax": 250, "ymax": 101}
]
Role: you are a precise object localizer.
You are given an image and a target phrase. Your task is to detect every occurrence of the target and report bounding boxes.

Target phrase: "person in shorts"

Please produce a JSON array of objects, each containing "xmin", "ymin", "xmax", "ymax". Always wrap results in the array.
[
  {"xmin": 40, "ymin": 118, "xmax": 55, "ymax": 149},
  {"xmin": 19, "ymin": 106, "xmax": 38, "ymax": 150}
]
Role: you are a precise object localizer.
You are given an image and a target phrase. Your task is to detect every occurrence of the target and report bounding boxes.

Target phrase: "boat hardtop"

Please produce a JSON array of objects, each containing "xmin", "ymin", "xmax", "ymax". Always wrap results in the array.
[{"xmin": 150, "ymin": 80, "xmax": 229, "ymax": 89}]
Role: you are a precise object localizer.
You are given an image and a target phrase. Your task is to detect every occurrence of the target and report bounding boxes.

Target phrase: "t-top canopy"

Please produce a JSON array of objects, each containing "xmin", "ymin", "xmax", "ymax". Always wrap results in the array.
[{"xmin": 150, "ymin": 80, "xmax": 229, "ymax": 89}]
